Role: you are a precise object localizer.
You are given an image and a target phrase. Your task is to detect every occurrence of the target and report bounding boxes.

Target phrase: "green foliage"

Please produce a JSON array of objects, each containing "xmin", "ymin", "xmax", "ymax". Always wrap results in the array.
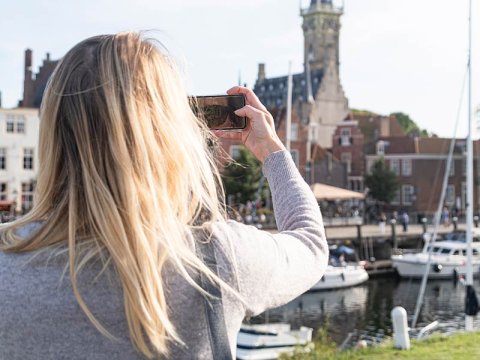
[
  {"xmin": 221, "ymin": 147, "xmax": 268, "ymax": 204},
  {"xmin": 364, "ymin": 159, "xmax": 399, "ymax": 204},
  {"xmin": 390, "ymin": 112, "xmax": 429, "ymax": 137}
]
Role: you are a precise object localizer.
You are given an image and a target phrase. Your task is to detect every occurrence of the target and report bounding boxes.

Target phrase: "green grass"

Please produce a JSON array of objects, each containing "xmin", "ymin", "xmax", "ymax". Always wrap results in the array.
[{"xmin": 280, "ymin": 330, "xmax": 480, "ymax": 360}]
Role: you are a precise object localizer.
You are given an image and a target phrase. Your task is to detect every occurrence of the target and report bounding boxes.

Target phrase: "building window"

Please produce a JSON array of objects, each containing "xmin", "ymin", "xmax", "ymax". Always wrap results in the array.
[
  {"xmin": 6, "ymin": 120, "xmax": 14, "ymax": 133},
  {"xmin": 402, "ymin": 159, "xmax": 412, "ymax": 176},
  {"xmin": 291, "ymin": 123, "xmax": 298, "ymax": 141},
  {"xmin": 391, "ymin": 189, "xmax": 401, "ymax": 205},
  {"xmin": 376, "ymin": 141, "xmax": 385, "ymax": 155},
  {"xmin": 16, "ymin": 118, "xmax": 25, "ymax": 133},
  {"xmin": 21, "ymin": 182, "xmax": 35, "ymax": 211},
  {"xmin": 390, "ymin": 159, "xmax": 400, "ymax": 175},
  {"xmin": 0, "ymin": 183, "xmax": 7, "ymax": 201},
  {"xmin": 290, "ymin": 150, "xmax": 299, "ymax": 168},
  {"xmin": 341, "ymin": 152, "xmax": 352, "ymax": 174},
  {"xmin": 402, "ymin": 185, "xmax": 415, "ymax": 205},
  {"xmin": 0, "ymin": 148, "xmax": 6, "ymax": 170},
  {"xmin": 450, "ymin": 160, "xmax": 455, "ymax": 177},
  {"xmin": 5, "ymin": 114, "xmax": 26, "ymax": 133},
  {"xmin": 340, "ymin": 128, "xmax": 351, "ymax": 146},
  {"xmin": 230, "ymin": 145, "xmax": 243, "ymax": 160},
  {"xmin": 23, "ymin": 148, "xmax": 34, "ymax": 170},
  {"xmin": 446, "ymin": 185, "xmax": 455, "ymax": 205}
]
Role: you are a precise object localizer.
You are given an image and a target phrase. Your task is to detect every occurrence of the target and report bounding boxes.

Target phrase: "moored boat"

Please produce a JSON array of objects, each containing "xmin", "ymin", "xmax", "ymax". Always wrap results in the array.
[
  {"xmin": 310, "ymin": 263, "xmax": 369, "ymax": 290},
  {"xmin": 392, "ymin": 231, "xmax": 480, "ymax": 279},
  {"xmin": 236, "ymin": 323, "xmax": 313, "ymax": 360}
]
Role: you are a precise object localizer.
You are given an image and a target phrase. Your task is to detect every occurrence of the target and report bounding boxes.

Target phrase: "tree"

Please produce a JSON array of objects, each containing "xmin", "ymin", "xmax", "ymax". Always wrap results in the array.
[
  {"xmin": 390, "ymin": 112, "xmax": 429, "ymax": 137},
  {"xmin": 364, "ymin": 159, "xmax": 399, "ymax": 206},
  {"xmin": 222, "ymin": 147, "xmax": 268, "ymax": 205}
]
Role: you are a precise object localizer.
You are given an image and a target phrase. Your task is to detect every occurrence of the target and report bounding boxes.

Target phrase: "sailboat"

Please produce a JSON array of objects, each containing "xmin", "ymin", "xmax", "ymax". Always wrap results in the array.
[{"xmin": 410, "ymin": 0, "xmax": 479, "ymax": 330}]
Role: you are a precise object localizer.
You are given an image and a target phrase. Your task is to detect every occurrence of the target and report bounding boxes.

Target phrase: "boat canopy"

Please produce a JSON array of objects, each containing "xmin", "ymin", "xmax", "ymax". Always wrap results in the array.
[{"xmin": 310, "ymin": 183, "xmax": 365, "ymax": 201}]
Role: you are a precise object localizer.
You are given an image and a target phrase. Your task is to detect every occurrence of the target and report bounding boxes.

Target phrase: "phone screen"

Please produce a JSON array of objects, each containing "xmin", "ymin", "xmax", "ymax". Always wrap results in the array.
[{"xmin": 190, "ymin": 95, "xmax": 247, "ymax": 130}]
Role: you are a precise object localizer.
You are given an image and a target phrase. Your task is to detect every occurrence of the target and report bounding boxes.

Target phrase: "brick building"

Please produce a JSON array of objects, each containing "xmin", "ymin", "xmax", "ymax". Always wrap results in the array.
[
  {"xmin": 331, "ymin": 113, "xmax": 406, "ymax": 193},
  {"xmin": 18, "ymin": 49, "xmax": 58, "ymax": 108},
  {"xmin": 365, "ymin": 137, "xmax": 480, "ymax": 218}
]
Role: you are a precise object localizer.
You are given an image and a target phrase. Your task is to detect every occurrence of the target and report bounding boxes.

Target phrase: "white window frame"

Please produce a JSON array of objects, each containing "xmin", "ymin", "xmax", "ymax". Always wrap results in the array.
[
  {"xmin": 341, "ymin": 152, "xmax": 352, "ymax": 174},
  {"xmin": 23, "ymin": 148, "xmax": 34, "ymax": 170},
  {"xmin": 0, "ymin": 182, "xmax": 7, "ymax": 201},
  {"xmin": 0, "ymin": 148, "xmax": 6, "ymax": 170},
  {"xmin": 16, "ymin": 117, "xmax": 26, "ymax": 133},
  {"xmin": 390, "ymin": 159, "xmax": 400, "ymax": 175},
  {"xmin": 401, "ymin": 159, "xmax": 412, "ymax": 176},
  {"xmin": 376, "ymin": 141, "xmax": 385, "ymax": 155},
  {"xmin": 21, "ymin": 182, "xmax": 35, "ymax": 211},
  {"xmin": 402, "ymin": 185, "xmax": 415, "ymax": 205},
  {"xmin": 340, "ymin": 128, "xmax": 351, "ymax": 146}
]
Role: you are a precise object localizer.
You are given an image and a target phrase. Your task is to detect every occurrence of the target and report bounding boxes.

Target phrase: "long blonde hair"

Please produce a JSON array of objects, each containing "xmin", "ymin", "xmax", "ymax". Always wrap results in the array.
[{"xmin": 0, "ymin": 32, "xmax": 231, "ymax": 357}]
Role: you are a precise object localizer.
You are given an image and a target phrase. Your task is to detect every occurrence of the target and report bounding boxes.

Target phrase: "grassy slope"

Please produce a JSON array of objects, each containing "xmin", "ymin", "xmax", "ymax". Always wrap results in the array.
[{"xmin": 281, "ymin": 332, "xmax": 480, "ymax": 360}]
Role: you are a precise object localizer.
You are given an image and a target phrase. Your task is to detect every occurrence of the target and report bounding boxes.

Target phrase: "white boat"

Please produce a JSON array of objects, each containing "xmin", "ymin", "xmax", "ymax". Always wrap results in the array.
[
  {"xmin": 392, "ymin": 231, "xmax": 480, "ymax": 279},
  {"xmin": 236, "ymin": 323, "xmax": 313, "ymax": 360},
  {"xmin": 310, "ymin": 263, "xmax": 369, "ymax": 291}
]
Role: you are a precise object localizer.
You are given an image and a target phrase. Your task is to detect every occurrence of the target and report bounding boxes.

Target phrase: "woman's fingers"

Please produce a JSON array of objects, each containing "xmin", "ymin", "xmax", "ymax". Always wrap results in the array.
[
  {"xmin": 233, "ymin": 105, "xmax": 264, "ymax": 119},
  {"xmin": 227, "ymin": 86, "xmax": 268, "ymax": 112}
]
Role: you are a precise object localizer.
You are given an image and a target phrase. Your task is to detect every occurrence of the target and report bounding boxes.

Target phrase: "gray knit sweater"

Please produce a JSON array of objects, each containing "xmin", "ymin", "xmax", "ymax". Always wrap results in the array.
[{"xmin": 0, "ymin": 150, "xmax": 328, "ymax": 359}]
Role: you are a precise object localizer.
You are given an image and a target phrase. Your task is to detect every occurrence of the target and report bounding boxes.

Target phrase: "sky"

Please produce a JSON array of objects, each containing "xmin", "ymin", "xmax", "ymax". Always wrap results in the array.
[{"xmin": 1, "ymin": 0, "xmax": 479, "ymax": 138}]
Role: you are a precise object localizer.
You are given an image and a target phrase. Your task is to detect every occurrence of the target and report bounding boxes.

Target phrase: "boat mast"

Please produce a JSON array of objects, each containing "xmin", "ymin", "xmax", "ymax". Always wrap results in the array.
[
  {"xmin": 465, "ymin": 0, "xmax": 476, "ymax": 331},
  {"xmin": 286, "ymin": 61, "xmax": 293, "ymax": 152}
]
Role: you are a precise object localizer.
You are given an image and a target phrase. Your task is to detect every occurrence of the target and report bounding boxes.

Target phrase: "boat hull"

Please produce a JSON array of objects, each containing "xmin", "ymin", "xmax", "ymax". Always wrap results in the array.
[
  {"xmin": 392, "ymin": 255, "xmax": 480, "ymax": 279},
  {"xmin": 310, "ymin": 265, "xmax": 369, "ymax": 291}
]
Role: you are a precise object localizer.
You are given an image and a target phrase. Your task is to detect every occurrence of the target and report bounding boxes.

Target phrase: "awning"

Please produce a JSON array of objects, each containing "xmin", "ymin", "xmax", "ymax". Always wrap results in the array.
[
  {"xmin": 0, "ymin": 200, "xmax": 15, "ymax": 210},
  {"xmin": 310, "ymin": 183, "xmax": 365, "ymax": 201}
]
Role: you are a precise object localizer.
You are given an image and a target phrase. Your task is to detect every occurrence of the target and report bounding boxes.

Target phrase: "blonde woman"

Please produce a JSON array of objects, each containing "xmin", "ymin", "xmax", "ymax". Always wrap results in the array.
[{"xmin": 0, "ymin": 32, "xmax": 328, "ymax": 359}]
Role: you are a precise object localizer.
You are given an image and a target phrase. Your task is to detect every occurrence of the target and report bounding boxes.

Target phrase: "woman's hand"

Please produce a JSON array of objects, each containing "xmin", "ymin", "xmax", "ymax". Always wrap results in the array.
[{"xmin": 213, "ymin": 86, "xmax": 286, "ymax": 163}]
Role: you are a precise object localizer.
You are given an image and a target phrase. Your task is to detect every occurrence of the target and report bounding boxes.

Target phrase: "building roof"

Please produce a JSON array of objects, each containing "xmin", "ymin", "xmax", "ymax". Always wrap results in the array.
[
  {"xmin": 366, "ymin": 137, "xmax": 480, "ymax": 156},
  {"xmin": 253, "ymin": 68, "xmax": 324, "ymax": 110}
]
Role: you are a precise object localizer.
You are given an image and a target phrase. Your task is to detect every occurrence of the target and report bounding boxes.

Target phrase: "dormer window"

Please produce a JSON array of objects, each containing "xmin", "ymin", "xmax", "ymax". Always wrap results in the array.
[
  {"xmin": 340, "ymin": 128, "xmax": 351, "ymax": 146},
  {"xmin": 376, "ymin": 141, "xmax": 385, "ymax": 155}
]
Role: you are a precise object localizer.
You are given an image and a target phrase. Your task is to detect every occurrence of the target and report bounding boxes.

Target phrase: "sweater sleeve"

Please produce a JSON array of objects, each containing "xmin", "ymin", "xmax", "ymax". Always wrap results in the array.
[{"xmin": 213, "ymin": 150, "xmax": 328, "ymax": 317}]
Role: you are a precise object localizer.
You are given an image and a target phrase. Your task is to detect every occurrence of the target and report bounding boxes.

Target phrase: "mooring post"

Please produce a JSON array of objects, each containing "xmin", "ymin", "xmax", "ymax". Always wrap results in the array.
[
  {"xmin": 421, "ymin": 217, "xmax": 427, "ymax": 234},
  {"xmin": 391, "ymin": 306, "xmax": 410, "ymax": 350}
]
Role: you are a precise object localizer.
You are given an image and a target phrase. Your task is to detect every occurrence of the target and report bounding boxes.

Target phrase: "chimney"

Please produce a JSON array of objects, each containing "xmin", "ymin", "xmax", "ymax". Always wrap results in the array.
[
  {"xmin": 46, "ymin": 52, "xmax": 50, "ymax": 61},
  {"xmin": 25, "ymin": 49, "xmax": 33, "ymax": 78},
  {"xmin": 257, "ymin": 63, "xmax": 266, "ymax": 81}
]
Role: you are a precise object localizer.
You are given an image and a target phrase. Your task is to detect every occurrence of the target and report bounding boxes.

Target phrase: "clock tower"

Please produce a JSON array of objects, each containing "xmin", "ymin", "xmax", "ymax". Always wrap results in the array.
[{"xmin": 301, "ymin": 0, "xmax": 343, "ymax": 73}]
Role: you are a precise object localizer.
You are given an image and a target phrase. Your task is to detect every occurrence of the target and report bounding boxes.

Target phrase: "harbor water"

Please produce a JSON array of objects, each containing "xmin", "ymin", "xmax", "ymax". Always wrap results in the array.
[{"xmin": 250, "ymin": 277, "xmax": 480, "ymax": 347}]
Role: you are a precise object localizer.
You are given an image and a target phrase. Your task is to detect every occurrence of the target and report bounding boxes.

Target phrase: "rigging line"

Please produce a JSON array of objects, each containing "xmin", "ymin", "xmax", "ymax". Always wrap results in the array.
[{"xmin": 411, "ymin": 65, "xmax": 469, "ymax": 329}]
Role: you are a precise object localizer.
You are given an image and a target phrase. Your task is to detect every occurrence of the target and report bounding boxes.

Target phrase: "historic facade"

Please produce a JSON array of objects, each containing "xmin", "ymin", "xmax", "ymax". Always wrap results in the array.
[
  {"xmin": 253, "ymin": 0, "xmax": 349, "ymax": 150},
  {"xmin": 0, "ymin": 107, "xmax": 40, "ymax": 213}
]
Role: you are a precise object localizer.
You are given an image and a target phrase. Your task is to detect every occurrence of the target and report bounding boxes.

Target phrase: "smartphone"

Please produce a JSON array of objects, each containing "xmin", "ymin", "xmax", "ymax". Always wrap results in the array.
[{"xmin": 190, "ymin": 95, "xmax": 247, "ymax": 130}]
